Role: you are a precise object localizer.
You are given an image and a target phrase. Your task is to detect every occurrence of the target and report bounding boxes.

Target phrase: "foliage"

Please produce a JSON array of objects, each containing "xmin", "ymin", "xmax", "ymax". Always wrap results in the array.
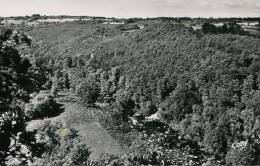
[
  {"xmin": 99, "ymin": 103, "xmax": 133, "ymax": 133},
  {"xmin": 76, "ymin": 75, "xmax": 101, "ymax": 106},
  {"xmin": 127, "ymin": 121, "xmax": 208, "ymax": 165},
  {"xmin": 26, "ymin": 20, "xmax": 260, "ymax": 165},
  {"xmin": 202, "ymin": 22, "xmax": 248, "ymax": 35},
  {"xmin": 31, "ymin": 120, "xmax": 91, "ymax": 166},
  {"xmin": 24, "ymin": 92, "xmax": 63, "ymax": 120},
  {"xmin": 0, "ymin": 27, "xmax": 45, "ymax": 165},
  {"xmin": 225, "ymin": 145, "xmax": 259, "ymax": 166}
]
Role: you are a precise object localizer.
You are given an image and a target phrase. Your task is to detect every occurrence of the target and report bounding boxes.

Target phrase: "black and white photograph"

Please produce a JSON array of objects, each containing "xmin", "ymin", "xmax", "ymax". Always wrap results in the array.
[{"xmin": 0, "ymin": 0, "xmax": 260, "ymax": 165}]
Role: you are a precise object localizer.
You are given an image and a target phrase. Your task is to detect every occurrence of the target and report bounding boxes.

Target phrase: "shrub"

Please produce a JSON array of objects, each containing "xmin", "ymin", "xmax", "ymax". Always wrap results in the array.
[
  {"xmin": 25, "ymin": 92, "xmax": 63, "ymax": 119},
  {"xmin": 31, "ymin": 120, "xmax": 91, "ymax": 166},
  {"xmin": 225, "ymin": 144, "xmax": 259, "ymax": 165},
  {"xmin": 127, "ymin": 128, "xmax": 208, "ymax": 166}
]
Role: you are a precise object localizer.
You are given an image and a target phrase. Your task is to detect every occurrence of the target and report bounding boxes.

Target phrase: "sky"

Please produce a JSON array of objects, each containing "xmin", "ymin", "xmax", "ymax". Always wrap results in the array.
[{"xmin": 0, "ymin": 0, "xmax": 260, "ymax": 18}]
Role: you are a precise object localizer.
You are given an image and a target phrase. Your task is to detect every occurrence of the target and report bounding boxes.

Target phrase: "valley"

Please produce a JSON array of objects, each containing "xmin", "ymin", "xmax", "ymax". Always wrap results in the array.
[{"xmin": 1, "ymin": 16, "xmax": 260, "ymax": 165}]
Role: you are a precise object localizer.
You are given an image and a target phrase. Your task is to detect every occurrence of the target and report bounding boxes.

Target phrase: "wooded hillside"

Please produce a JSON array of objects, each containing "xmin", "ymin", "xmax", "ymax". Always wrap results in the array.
[{"xmin": 20, "ymin": 20, "xmax": 260, "ymax": 165}]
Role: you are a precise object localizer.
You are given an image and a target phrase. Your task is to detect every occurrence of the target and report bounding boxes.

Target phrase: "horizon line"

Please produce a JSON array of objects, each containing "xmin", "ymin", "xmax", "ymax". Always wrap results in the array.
[{"xmin": 1, "ymin": 14, "xmax": 260, "ymax": 19}]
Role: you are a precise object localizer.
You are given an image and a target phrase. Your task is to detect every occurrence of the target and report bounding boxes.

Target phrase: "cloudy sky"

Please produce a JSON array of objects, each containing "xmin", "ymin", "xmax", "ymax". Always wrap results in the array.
[{"xmin": 0, "ymin": 0, "xmax": 260, "ymax": 18}]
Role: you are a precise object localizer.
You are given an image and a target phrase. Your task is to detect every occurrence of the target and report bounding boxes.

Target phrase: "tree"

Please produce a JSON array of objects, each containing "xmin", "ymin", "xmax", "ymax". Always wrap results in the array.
[
  {"xmin": 0, "ymin": 27, "xmax": 43, "ymax": 165},
  {"xmin": 76, "ymin": 77, "xmax": 100, "ymax": 106},
  {"xmin": 63, "ymin": 56, "xmax": 72, "ymax": 69},
  {"xmin": 62, "ymin": 73, "xmax": 70, "ymax": 90},
  {"xmin": 228, "ymin": 22, "xmax": 244, "ymax": 35},
  {"xmin": 202, "ymin": 23, "xmax": 217, "ymax": 34},
  {"xmin": 220, "ymin": 24, "xmax": 228, "ymax": 34},
  {"xmin": 47, "ymin": 58, "xmax": 55, "ymax": 70},
  {"xmin": 23, "ymin": 20, "xmax": 260, "ymax": 164},
  {"xmin": 50, "ymin": 69, "xmax": 64, "ymax": 95}
]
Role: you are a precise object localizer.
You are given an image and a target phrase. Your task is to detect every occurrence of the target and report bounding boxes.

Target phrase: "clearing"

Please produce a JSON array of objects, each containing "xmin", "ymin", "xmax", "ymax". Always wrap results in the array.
[{"xmin": 27, "ymin": 98, "xmax": 126, "ymax": 161}]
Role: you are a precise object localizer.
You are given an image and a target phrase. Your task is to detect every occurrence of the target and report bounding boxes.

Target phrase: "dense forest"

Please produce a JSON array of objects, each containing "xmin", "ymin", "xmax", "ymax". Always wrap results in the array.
[{"xmin": 1, "ymin": 18, "xmax": 260, "ymax": 165}]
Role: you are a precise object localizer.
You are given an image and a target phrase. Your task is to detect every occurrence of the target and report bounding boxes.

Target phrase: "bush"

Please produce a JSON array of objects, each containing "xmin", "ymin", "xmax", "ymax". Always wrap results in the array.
[
  {"xmin": 225, "ymin": 144, "xmax": 259, "ymax": 165},
  {"xmin": 127, "ymin": 127, "xmax": 208, "ymax": 166},
  {"xmin": 25, "ymin": 92, "xmax": 63, "ymax": 119},
  {"xmin": 31, "ymin": 120, "xmax": 91, "ymax": 166}
]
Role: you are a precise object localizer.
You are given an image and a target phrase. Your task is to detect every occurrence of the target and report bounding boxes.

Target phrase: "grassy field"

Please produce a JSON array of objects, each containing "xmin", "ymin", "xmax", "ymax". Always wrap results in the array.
[
  {"xmin": 60, "ymin": 102, "xmax": 126, "ymax": 160},
  {"xmin": 27, "ymin": 95, "xmax": 126, "ymax": 161}
]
